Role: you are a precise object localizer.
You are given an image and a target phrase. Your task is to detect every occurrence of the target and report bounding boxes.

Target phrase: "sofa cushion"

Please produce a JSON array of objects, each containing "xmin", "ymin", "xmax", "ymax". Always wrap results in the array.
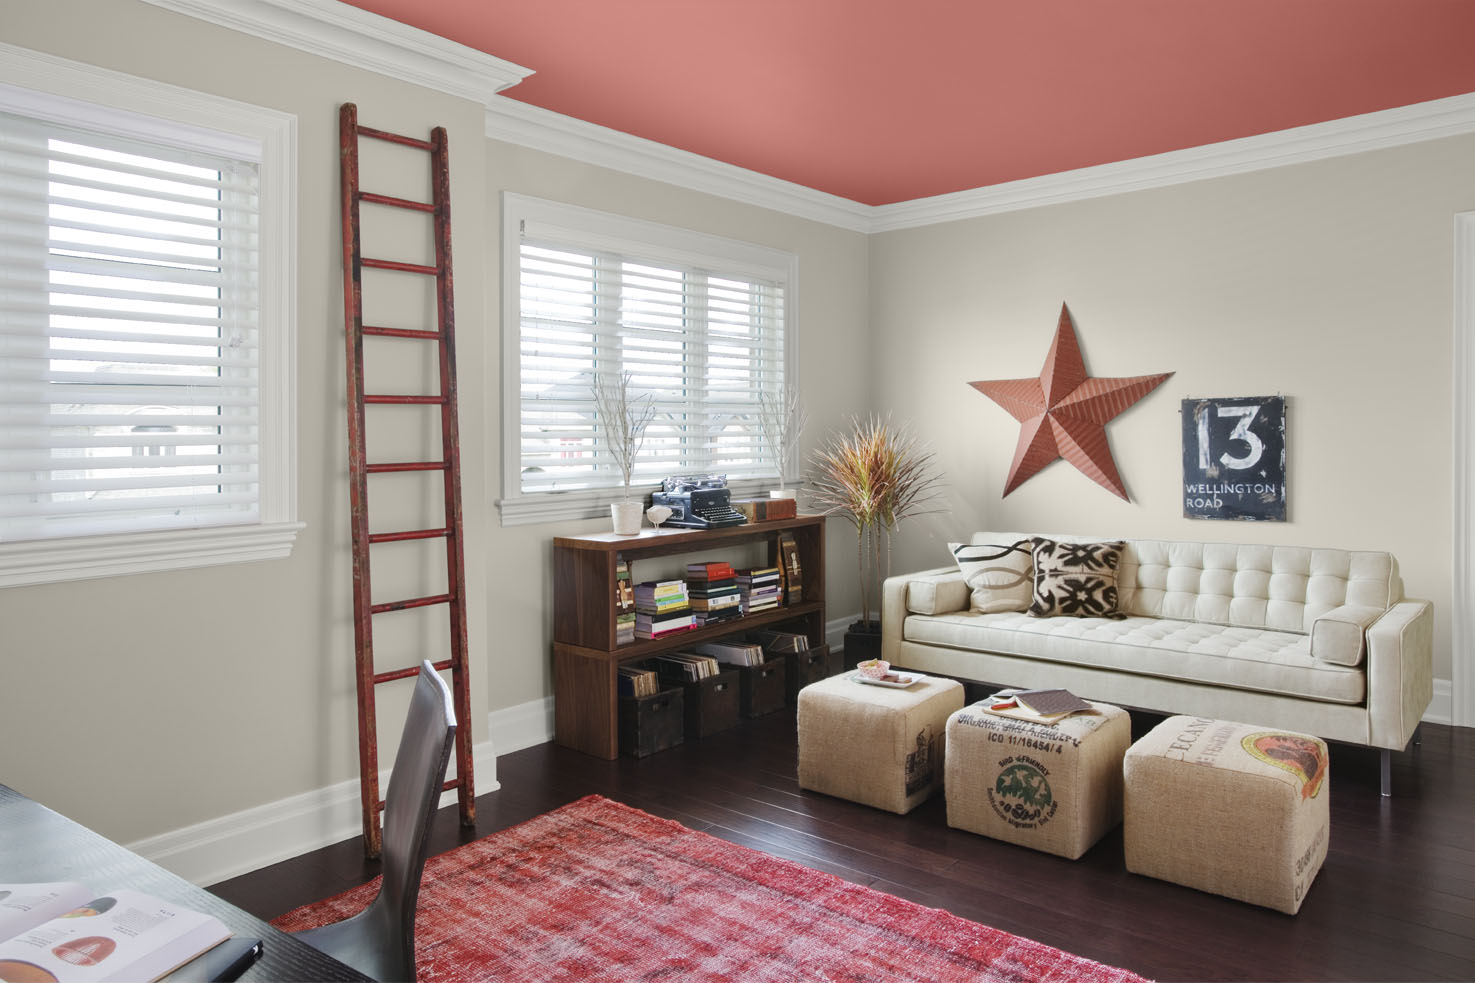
[
  {"xmin": 1028, "ymin": 538, "xmax": 1126, "ymax": 619},
  {"xmin": 1309, "ymin": 604, "xmax": 1382, "ymax": 667},
  {"xmin": 949, "ymin": 541, "xmax": 1032, "ymax": 613},
  {"xmin": 901, "ymin": 611, "xmax": 1365, "ymax": 705},
  {"xmin": 905, "ymin": 571, "xmax": 971, "ymax": 616}
]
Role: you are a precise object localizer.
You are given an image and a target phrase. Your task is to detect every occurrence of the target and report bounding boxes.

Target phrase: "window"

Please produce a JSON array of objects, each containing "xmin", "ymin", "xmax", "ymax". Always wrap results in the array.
[
  {"xmin": 0, "ymin": 45, "xmax": 298, "ymax": 587},
  {"xmin": 499, "ymin": 193, "xmax": 798, "ymax": 525}
]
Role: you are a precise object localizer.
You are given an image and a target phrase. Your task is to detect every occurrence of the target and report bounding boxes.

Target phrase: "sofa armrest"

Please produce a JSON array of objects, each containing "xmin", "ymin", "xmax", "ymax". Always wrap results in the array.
[
  {"xmin": 881, "ymin": 566, "xmax": 958, "ymax": 663},
  {"xmin": 1364, "ymin": 599, "xmax": 1434, "ymax": 750},
  {"xmin": 1310, "ymin": 604, "xmax": 1385, "ymax": 666}
]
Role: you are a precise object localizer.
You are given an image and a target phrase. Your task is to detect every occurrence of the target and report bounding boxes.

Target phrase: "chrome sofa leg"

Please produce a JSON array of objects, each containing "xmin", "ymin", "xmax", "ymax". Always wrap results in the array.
[
  {"xmin": 1413, "ymin": 723, "xmax": 1423, "ymax": 746},
  {"xmin": 1380, "ymin": 749, "xmax": 1392, "ymax": 798}
]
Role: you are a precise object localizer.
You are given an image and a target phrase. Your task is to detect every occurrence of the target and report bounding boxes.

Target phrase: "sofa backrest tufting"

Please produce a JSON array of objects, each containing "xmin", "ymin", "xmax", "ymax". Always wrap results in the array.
[{"xmin": 970, "ymin": 533, "xmax": 1402, "ymax": 634}]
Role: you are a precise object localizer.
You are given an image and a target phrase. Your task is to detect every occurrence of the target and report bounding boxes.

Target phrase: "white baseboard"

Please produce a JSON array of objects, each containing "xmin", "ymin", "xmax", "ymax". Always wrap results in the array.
[
  {"xmin": 128, "ymin": 737, "xmax": 500, "ymax": 888},
  {"xmin": 488, "ymin": 695, "xmax": 555, "ymax": 754},
  {"xmin": 127, "ymin": 696, "xmax": 562, "ymax": 887},
  {"xmin": 1426, "ymin": 677, "xmax": 1453, "ymax": 726},
  {"xmin": 827, "ymin": 614, "xmax": 855, "ymax": 653}
]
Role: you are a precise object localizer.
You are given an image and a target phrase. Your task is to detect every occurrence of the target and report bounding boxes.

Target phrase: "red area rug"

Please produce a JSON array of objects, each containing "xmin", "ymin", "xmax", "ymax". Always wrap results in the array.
[{"xmin": 273, "ymin": 795, "xmax": 1145, "ymax": 983}]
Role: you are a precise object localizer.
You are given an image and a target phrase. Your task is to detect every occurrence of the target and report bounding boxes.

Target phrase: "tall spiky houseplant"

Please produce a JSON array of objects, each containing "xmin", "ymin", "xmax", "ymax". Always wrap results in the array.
[{"xmin": 807, "ymin": 416, "xmax": 943, "ymax": 660}]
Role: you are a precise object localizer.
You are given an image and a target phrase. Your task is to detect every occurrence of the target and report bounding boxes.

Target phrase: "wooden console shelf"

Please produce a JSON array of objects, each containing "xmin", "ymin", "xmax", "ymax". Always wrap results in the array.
[{"xmin": 553, "ymin": 514, "xmax": 826, "ymax": 758}]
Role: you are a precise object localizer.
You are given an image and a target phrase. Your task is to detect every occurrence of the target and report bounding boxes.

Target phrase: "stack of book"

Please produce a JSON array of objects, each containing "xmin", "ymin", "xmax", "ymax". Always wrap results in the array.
[
  {"xmin": 615, "ymin": 557, "xmax": 636, "ymax": 645},
  {"xmin": 686, "ymin": 560, "xmax": 743, "ymax": 627},
  {"xmin": 651, "ymin": 651, "xmax": 722, "ymax": 684},
  {"xmin": 617, "ymin": 664, "xmax": 660, "ymax": 698},
  {"xmin": 694, "ymin": 639, "xmax": 765, "ymax": 667},
  {"xmin": 735, "ymin": 567, "xmax": 782, "ymax": 614},
  {"xmin": 634, "ymin": 580, "xmax": 696, "ymax": 639}
]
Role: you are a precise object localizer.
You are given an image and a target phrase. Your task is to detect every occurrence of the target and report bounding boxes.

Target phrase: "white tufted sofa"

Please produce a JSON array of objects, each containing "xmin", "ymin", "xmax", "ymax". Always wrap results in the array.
[{"xmin": 880, "ymin": 532, "xmax": 1433, "ymax": 794}]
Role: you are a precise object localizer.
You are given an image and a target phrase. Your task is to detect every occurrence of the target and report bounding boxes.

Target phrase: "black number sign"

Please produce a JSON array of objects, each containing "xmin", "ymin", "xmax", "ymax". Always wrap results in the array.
[{"xmin": 1181, "ymin": 396, "xmax": 1286, "ymax": 521}]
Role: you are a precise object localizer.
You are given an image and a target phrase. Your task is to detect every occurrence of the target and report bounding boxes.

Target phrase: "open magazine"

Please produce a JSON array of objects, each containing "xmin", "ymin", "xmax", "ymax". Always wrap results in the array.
[{"xmin": 0, "ymin": 883, "xmax": 232, "ymax": 982}]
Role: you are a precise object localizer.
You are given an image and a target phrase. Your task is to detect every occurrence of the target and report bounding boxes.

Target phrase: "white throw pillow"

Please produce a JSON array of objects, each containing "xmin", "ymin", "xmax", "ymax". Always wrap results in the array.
[{"xmin": 949, "ymin": 541, "xmax": 1033, "ymax": 613}]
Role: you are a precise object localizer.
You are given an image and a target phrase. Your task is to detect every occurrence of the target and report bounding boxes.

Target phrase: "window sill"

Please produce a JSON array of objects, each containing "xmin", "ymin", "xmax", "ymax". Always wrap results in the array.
[
  {"xmin": 497, "ymin": 478, "xmax": 800, "ymax": 527},
  {"xmin": 0, "ymin": 521, "xmax": 306, "ymax": 588}
]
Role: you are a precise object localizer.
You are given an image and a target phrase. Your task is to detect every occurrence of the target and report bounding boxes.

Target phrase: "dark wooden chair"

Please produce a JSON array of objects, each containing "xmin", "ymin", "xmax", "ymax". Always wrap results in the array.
[{"xmin": 294, "ymin": 660, "xmax": 456, "ymax": 981}]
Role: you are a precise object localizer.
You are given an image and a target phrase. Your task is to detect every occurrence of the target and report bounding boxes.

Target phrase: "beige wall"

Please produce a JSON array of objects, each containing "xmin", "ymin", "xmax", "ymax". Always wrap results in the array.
[
  {"xmin": 870, "ymin": 135, "xmax": 1473, "ymax": 682},
  {"xmin": 0, "ymin": 0, "xmax": 870, "ymax": 846}
]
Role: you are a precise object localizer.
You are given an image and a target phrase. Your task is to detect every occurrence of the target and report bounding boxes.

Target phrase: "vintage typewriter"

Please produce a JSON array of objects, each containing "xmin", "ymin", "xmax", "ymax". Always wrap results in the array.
[{"xmin": 650, "ymin": 474, "xmax": 748, "ymax": 529}]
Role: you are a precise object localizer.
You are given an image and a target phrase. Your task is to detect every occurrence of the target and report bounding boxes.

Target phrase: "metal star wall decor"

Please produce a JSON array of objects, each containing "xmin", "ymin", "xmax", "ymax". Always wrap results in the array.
[{"xmin": 968, "ymin": 304, "xmax": 1173, "ymax": 500}]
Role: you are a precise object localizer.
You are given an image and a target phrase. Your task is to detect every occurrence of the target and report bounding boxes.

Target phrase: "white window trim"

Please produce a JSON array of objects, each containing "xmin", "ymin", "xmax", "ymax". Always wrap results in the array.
[
  {"xmin": 498, "ymin": 192, "xmax": 800, "ymax": 526},
  {"xmin": 0, "ymin": 42, "xmax": 301, "ymax": 587}
]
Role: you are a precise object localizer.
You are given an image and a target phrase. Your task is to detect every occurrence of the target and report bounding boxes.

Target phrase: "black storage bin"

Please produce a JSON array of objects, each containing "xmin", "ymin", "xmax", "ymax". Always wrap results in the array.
[
  {"xmin": 618, "ymin": 687, "xmax": 685, "ymax": 757},
  {"xmin": 682, "ymin": 669, "xmax": 740, "ymax": 740},
  {"xmin": 784, "ymin": 643, "xmax": 836, "ymax": 703},
  {"xmin": 738, "ymin": 659, "xmax": 786, "ymax": 718}
]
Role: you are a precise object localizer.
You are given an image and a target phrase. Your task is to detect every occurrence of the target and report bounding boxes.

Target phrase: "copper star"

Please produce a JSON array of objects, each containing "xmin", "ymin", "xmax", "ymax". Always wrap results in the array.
[{"xmin": 968, "ymin": 304, "xmax": 1172, "ymax": 500}]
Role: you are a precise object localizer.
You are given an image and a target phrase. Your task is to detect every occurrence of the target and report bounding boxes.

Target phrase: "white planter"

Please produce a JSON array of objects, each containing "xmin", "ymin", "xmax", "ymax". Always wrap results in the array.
[
  {"xmin": 769, "ymin": 488, "xmax": 798, "ymax": 500},
  {"xmin": 610, "ymin": 501, "xmax": 643, "ymax": 535}
]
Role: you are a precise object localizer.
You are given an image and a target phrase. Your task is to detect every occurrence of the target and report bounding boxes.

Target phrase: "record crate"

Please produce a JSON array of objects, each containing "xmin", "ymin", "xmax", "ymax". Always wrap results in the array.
[
  {"xmin": 681, "ymin": 668, "xmax": 740, "ymax": 740},
  {"xmin": 737, "ymin": 659, "xmax": 787, "ymax": 718},
  {"xmin": 617, "ymin": 687, "xmax": 685, "ymax": 758},
  {"xmin": 783, "ymin": 643, "xmax": 838, "ymax": 704}
]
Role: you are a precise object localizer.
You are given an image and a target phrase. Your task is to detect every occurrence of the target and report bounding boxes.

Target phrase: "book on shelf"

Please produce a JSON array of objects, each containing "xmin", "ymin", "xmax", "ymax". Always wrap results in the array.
[
  {"xmin": 689, "ymin": 592, "xmax": 741, "ymax": 612},
  {"xmin": 615, "ymin": 558, "xmax": 635, "ymax": 613},
  {"xmin": 651, "ymin": 652, "xmax": 722, "ymax": 684},
  {"xmin": 634, "ymin": 611, "xmax": 697, "ymax": 639},
  {"xmin": 981, "ymin": 688, "xmax": 1097, "ymax": 726},
  {"xmin": 777, "ymin": 531, "xmax": 803, "ymax": 602},
  {"xmin": 694, "ymin": 640, "xmax": 766, "ymax": 667},
  {"xmin": 616, "ymin": 611, "xmax": 636, "ymax": 646},
  {"xmin": 685, "ymin": 561, "xmax": 735, "ymax": 581},
  {"xmin": 736, "ymin": 567, "xmax": 783, "ymax": 613},
  {"xmin": 752, "ymin": 628, "xmax": 809, "ymax": 655},
  {"xmin": 693, "ymin": 609, "xmax": 744, "ymax": 628},
  {"xmin": 0, "ymin": 882, "xmax": 235, "ymax": 982},
  {"xmin": 617, "ymin": 665, "xmax": 661, "ymax": 698}
]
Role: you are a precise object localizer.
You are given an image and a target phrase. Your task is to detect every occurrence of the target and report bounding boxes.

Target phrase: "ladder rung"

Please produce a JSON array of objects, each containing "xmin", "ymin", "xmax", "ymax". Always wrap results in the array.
[
  {"xmin": 359, "ymin": 191, "xmax": 435, "ymax": 213},
  {"xmin": 372, "ymin": 658, "xmax": 454, "ymax": 685},
  {"xmin": 369, "ymin": 527, "xmax": 451, "ymax": 544},
  {"xmin": 362, "ymin": 257, "xmax": 438, "ymax": 276},
  {"xmin": 371, "ymin": 592, "xmax": 453, "ymax": 615},
  {"xmin": 356, "ymin": 125, "xmax": 434, "ymax": 150},
  {"xmin": 363, "ymin": 326, "xmax": 441, "ymax": 340},
  {"xmin": 366, "ymin": 461, "xmax": 448, "ymax": 474},
  {"xmin": 373, "ymin": 777, "xmax": 457, "ymax": 812},
  {"xmin": 364, "ymin": 394, "xmax": 446, "ymax": 405}
]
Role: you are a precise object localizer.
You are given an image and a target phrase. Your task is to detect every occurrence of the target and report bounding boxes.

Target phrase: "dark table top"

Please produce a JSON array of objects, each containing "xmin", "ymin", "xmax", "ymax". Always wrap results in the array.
[{"xmin": 0, "ymin": 784, "xmax": 368, "ymax": 981}]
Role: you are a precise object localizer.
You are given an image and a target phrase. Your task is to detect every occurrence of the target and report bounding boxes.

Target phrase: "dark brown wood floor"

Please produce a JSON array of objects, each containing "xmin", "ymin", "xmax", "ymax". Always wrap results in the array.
[{"xmin": 211, "ymin": 709, "xmax": 1475, "ymax": 982}]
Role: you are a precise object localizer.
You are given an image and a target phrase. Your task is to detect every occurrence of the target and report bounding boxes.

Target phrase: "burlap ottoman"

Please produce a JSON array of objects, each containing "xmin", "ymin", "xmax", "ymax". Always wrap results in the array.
[
  {"xmin": 797, "ymin": 673, "xmax": 964, "ymax": 814},
  {"xmin": 1124, "ymin": 715, "xmax": 1330, "ymax": 914},
  {"xmin": 944, "ymin": 700, "xmax": 1130, "ymax": 859}
]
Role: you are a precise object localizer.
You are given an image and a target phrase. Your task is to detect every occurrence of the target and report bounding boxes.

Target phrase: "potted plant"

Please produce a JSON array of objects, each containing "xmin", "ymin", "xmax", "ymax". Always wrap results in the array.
[
  {"xmin": 592, "ymin": 371, "xmax": 655, "ymax": 535},
  {"xmin": 757, "ymin": 389, "xmax": 807, "ymax": 499},
  {"xmin": 807, "ymin": 415, "xmax": 943, "ymax": 664}
]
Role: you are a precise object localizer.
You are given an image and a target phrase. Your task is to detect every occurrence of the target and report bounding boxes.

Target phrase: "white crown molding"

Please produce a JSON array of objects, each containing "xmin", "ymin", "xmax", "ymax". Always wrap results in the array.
[
  {"xmin": 136, "ymin": 0, "xmax": 532, "ymax": 105},
  {"xmin": 486, "ymin": 96, "xmax": 873, "ymax": 233},
  {"xmin": 871, "ymin": 91, "xmax": 1475, "ymax": 232}
]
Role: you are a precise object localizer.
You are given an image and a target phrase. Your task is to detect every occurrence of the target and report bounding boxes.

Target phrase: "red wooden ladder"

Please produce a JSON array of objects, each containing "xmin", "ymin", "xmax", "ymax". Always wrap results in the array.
[{"xmin": 338, "ymin": 103, "xmax": 475, "ymax": 857}]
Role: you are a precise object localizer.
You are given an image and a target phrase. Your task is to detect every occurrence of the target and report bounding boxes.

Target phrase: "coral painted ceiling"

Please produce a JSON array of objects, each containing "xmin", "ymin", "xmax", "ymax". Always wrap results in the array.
[{"xmin": 343, "ymin": 0, "xmax": 1475, "ymax": 206}]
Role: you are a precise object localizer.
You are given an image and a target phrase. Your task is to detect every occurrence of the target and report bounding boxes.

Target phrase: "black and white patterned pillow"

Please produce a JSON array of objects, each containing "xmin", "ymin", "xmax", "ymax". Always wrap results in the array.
[
  {"xmin": 1027, "ymin": 537, "xmax": 1126, "ymax": 619},
  {"xmin": 949, "ymin": 541, "xmax": 1033, "ymax": 613}
]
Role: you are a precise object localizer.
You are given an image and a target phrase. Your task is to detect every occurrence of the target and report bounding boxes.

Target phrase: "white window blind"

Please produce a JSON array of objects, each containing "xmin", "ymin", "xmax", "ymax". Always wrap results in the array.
[
  {"xmin": 0, "ymin": 108, "xmax": 261, "ymax": 543},
  {"xmin": 513, "ymin": 205, "xmax": 793, "ymax": 506}
]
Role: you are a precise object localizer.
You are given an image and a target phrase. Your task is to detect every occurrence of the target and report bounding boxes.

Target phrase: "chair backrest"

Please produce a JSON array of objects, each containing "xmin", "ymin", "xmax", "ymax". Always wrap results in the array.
[{"xmin": 379, "ymin": 661, "xmax": 456, "ymax": 978}]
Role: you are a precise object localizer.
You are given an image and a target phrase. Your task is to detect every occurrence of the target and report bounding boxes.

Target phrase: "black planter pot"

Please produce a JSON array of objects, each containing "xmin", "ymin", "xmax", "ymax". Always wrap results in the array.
[{"xmin": 843, "ymin": 620, "xmax": 882, "ymax": 668}]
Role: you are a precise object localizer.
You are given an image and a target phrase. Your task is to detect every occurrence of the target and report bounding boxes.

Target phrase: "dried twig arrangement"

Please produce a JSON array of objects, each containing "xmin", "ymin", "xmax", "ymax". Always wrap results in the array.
[
  {"xmin": 756, "ymin": 389, "xmax": 808, "ymax": 491},
  {"xmin": 592, "ymin": 371, "xmax": 656, "ymax": 502}
]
